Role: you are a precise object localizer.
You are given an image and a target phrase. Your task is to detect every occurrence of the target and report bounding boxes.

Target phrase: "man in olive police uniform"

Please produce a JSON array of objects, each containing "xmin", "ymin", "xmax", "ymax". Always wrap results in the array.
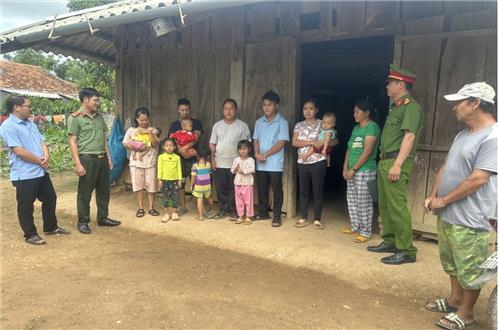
[
  {"xmin": 367, "ymin": 65, "xmax": 423, "ymax": 265},
  {"xmin": 68, "ymin": 88, "xmax": 121, "ymax": 234}
]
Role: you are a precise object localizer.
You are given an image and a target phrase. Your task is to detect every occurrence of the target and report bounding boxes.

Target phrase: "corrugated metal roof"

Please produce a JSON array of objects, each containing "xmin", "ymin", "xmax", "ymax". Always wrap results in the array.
[
  {"xmin": 1, "ymin": 88, "xmax": 64, "ymax": 99},
  {"xmin": 0, "ymin": 0, "xmax": 251, "ymax": 64}
]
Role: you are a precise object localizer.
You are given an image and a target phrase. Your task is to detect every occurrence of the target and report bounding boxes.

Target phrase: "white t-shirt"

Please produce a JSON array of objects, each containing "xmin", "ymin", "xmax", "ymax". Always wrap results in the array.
[{"xmin": 209, "ymin": 119, "xmax": 251, "ymax": 169}]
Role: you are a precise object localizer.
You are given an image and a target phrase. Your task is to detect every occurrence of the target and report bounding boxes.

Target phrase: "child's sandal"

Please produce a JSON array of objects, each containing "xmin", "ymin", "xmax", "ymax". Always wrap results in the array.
[
  {"xmin": 243, "ymin": 218, "xmax": 252, "ymax": 225},
  {"xmin": 161, "ymin": 214, "xmax": 170, "ymax": 223},
  {"xmin": 171, "ymin": 213, "xmax": 180, "ymax": 221}
]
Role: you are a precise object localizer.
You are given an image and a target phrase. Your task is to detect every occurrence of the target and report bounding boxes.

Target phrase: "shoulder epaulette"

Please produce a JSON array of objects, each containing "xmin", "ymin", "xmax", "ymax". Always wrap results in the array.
[
  {"xmin": 71, "ymin": 111, "xmax": 82, "ymax": 117},
  {"xmin": 404, "ymin": 97, "xmax": 411, "ymax": 105}
]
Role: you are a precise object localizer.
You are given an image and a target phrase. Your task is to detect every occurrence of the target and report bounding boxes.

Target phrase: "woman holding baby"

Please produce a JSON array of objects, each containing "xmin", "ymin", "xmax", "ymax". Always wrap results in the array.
[{"xmin": 123, "ymin": 107, "xmax": 161, "ymax": 218}]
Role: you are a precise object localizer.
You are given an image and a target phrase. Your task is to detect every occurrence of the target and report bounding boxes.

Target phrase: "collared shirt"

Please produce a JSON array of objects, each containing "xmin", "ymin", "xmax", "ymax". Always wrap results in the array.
[
  {"xmin": 380, "ymin": 94, "xmax": 423, "ymax": 155},
  {"xmin": 67, "ymin": 107, "xmax": 107, "ymax": 154},
  {"xmin": 294, "ymin": 119, "xmax": 326, "ymax": 164},
  {"xmin": 253, "ymin": 113, "xmax": 289, "ymax": 172},
  {"xmin": 0, "ymin": 114, "xmax": 46, "ymax": 181}
]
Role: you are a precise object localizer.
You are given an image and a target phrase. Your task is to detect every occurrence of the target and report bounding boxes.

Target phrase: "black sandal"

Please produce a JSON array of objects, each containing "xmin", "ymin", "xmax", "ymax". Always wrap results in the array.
[
  {"xmin": 136, "ymin": 209, "xmax": 145, "ymax": 218},
  {"xmin": 26, "ymin": 235, "xmax": 46, "ymax": 245},
  {"xmin": 148, "ymin": 209, "xmax": 160, "ymax": 216}
]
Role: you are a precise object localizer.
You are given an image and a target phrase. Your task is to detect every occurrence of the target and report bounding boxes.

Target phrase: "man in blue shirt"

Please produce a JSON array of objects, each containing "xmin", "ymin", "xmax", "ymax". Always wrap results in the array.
[
  {"xmin": 0, "ymin": 95, "xmax": 69, "ymax": 245},
  {"xmin": 253, "ymin": 90, "xmax": 290, "ymax": 227}
]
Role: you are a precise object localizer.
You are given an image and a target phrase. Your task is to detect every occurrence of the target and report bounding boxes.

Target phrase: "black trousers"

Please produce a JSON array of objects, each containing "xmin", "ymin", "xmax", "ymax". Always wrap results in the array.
[
  {"xmin": 213, "ymin": 168, "xmax": 236, "ymax": 215},
  {"xmin": 77, "ymin": 155, "xmax": 110, "ymax": 224},
  {"xmin": 12, "ymin": 173, "xmax": 58, "ymax": 239},
  {"xmin": 256, "ymin": 171, "xmax": 283, "ymax": 220},
  {"xmin": 298, "ymin": 160, "xmax": 327, "ymax": 221}
]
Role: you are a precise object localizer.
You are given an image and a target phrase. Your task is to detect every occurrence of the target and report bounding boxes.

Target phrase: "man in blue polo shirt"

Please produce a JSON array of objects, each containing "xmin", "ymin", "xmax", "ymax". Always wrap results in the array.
[
  {"xmin": 253, "ymin": 90, "xmax": 290, "ymax": 227},
  {"xmin": 0, "ymin": 95, "xmax": 69, "ymax": 245}
]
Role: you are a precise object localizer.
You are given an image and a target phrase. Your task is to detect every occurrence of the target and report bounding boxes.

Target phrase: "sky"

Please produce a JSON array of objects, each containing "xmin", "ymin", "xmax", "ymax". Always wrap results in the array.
[{"xmin": 0, "ymin": 0, "xmax": 69, "ymax": 33}]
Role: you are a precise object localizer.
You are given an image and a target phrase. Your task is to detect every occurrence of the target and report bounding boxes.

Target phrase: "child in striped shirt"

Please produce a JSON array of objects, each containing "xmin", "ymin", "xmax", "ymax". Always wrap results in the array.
[{"xmin": 190, "ymin": 149, "xmax": 215, "ymax": 220}]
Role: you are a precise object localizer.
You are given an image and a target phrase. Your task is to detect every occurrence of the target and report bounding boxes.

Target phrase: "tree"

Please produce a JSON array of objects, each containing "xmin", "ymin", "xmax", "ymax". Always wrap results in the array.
[
  {"xmin": 67, "ymin": 0, "xmax": 120, "ymax": 12},
  {"xmin": 4, "ymin": 48, "xmax": 59, "ymax": 73}
]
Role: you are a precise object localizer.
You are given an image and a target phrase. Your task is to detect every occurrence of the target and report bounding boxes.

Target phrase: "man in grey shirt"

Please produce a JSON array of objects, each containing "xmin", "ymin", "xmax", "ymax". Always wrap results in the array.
[
  {"xmin": 209, "ymin": 98, "xmax": 251, "ymax": 220},
  {"xmin": 423, "ymin": 82, "xmax": 497, "ymax": 330}
]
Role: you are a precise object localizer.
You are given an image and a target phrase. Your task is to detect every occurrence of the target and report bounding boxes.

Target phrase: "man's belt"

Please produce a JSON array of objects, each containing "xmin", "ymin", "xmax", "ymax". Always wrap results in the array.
[
  {"xmin": 380, "ymin": 151, "xmax": 414, "ymax": 160},
  {"xmin": 80, "ymin": 153, "xmax": 106, "ymax": 159}
]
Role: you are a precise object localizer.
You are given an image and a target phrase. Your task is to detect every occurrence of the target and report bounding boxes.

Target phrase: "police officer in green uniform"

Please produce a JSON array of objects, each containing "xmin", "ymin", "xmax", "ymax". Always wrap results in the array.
[
  {"xmin": 68, "ymin": 88, "xmax": 121, "ymax": 234},
  {"xmin": 367, "ymin": 65, "xmax": 423, "ymax": 265}
]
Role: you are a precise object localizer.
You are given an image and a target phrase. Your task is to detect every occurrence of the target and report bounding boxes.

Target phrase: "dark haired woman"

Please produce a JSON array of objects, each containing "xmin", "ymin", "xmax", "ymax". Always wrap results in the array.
[
  {"xmin": 123, "ymin": 107, "xmax": 160, "ymax": 218},
  {"xmin": 292, "ymin": 99, "xmax": 338, "ymax": 230},
  {"xmin": 342, "ymin": 100, "xmax": 381, "ymax": 243}
]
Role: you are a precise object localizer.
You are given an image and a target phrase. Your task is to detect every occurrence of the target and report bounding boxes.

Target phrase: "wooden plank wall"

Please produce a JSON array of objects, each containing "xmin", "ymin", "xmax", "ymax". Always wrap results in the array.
[
  {"xmin": 395, "ymin": 16, "xmax": 445, "ymax": 234},
  {"xmin": 243, "ymin": 37, "xmax": 298, "ymax": 217},
  {"xmin": 393, "ymin": 7, "xmax": 497, "ymax": 235},
  {"xmin": 423, "ymin": 9, "xmax": 497, "ymax": 232}
]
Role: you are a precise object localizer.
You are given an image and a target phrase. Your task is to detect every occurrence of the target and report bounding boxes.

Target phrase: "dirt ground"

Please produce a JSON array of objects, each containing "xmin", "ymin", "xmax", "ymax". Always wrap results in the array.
[{"xmin": 0, "ymin": 175, "xmax": 494, "ymax": 329}]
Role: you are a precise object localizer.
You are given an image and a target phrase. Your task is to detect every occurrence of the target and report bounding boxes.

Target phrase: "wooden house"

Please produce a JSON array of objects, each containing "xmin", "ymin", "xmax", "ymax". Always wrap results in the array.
[{"xmin": 1, "ymin": 1, "xmax": 496, "ymax": 235}]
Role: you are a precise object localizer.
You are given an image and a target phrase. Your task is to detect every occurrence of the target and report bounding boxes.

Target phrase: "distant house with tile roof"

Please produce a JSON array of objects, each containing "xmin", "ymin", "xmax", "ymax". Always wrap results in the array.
[{"xmin": 0, "ymin": 59, "xmax": 79, "ymax": 101}]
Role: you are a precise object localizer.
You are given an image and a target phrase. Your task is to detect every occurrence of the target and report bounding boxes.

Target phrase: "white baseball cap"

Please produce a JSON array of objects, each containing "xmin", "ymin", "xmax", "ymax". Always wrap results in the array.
[{"xmin": 444, "ymin": 82, "xmax": 495, "ymax": 104}]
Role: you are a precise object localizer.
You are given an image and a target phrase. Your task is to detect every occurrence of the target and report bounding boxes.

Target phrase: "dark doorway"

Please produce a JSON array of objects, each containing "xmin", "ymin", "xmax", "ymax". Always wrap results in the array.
[{"xmin": 300, "ymin": 36, "xmax": 394, "ymax": 201}]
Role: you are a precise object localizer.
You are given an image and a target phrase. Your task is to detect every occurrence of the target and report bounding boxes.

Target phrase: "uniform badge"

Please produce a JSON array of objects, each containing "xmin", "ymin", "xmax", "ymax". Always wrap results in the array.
[{"xmin": 404, "ymin": 97, "xmax": 411, "ymax": 105}]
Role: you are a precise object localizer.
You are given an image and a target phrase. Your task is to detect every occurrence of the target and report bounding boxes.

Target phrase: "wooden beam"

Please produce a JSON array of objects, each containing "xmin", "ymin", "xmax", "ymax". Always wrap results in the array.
[
  {"xmin": 396, "ymin": 28, "xmax": 496, "ymax": 42},
  {"xmin": 416, "ymin": 144, "xmax": 450, "ymax": 153},
  {"xmin": 93, "ymin": 31, "xmax": 114, "ymax": 43},
  {"xmin": 295, "ymin": 25, "xmax": 400, "ymax": 44}
]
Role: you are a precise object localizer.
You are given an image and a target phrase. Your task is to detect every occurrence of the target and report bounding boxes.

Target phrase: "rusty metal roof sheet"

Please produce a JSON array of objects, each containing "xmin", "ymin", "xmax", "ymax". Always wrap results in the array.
[{"xmin": 0, "ymin": 60, "xmax": 79, "ymax": 98}]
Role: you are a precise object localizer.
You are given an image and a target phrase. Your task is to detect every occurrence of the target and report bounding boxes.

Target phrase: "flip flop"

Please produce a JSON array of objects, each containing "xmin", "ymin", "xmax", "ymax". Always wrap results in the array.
[
  {"xmin": 148, "ymin": 209, "xmax": 160, "ymax": 216},
  {"xmin": 136, "ymin": 208, "xmax": 145, "ymax": 218},
  {"xmin": 353, "ymin": 235, "xmax": 369, "ymax": 243},
  {"xmin": 243, "ymin": 219, "xmax": 252, "ymax": 225},
  {"xmin": 341, "ymin": 228, "xmax": 357, "ymax": 235},
  {"xmin": 425, "ymin": 298, "xmax": 458, "ymax": 313},
  {"xmin": 295, "ymin": 220, "xmax": 310, "ymax": 228},
  {"xmin": 437, "ymin": 312, "xmax": 475, "ymax": 330},
  {"xmin": 313, "ymin": 222, "xmax": 324, "ymax": 230}
]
